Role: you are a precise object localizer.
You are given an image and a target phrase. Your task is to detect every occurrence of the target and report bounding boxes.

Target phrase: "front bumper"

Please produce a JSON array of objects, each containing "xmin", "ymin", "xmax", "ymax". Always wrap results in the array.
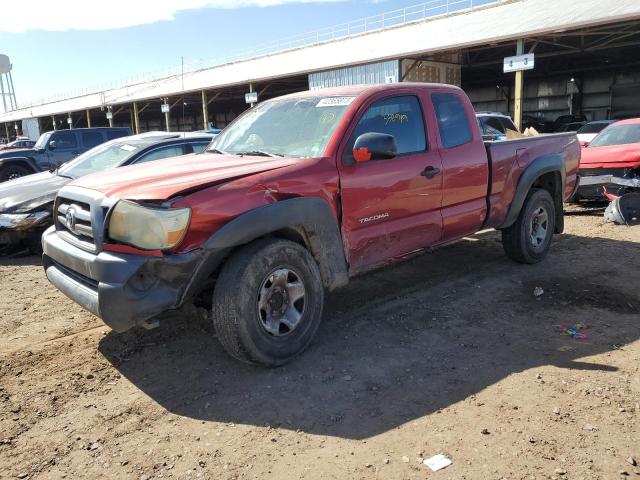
[
  {"xmin": 42, "ymin": 226, "xmax": 203, "ymax": 332},
  {"xmin": 576, "ymin": 169, "xmax": 640, "ymax": 199},
  {"xmin": 0, "ymin": 211, "xmax": 51, "ymax": 249}
]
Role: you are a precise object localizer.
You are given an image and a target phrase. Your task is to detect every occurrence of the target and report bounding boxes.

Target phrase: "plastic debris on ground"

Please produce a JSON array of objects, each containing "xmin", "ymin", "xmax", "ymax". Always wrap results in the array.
[
  {"xmin": 533, "ymin": 286, "xmax": 544, "ymax": 297},
  {"xmin": 423, "ymin": 454, "xmax": 453, "ymax": 472},
  {"xmin": 604, "ymin": 192, "xmax": 640, "ymax": 226},
  {"xmin": 556, "ymin": 322, "xmax": 590, "ymax": 340}
]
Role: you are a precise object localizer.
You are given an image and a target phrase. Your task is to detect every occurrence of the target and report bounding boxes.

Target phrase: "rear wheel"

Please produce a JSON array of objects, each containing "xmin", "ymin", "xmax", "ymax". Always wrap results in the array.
[
  {"xmin": 212, "ymin": 238, "xmax": 324, "ymax": 367},
  {"xmin": 501, "ymin": 188, "xmax": 556, "ymax": 264},
  {"xmin": 0, "ymin": 164, "xmax": 32, "ymax": 182}
]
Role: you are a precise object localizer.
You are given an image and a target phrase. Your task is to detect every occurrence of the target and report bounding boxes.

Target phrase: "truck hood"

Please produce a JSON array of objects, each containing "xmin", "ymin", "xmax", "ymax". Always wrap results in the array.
[
  {"xmin": 71, "ymin": 153, "xmax": 302, "ymax": 200},
  {"xmin": 580, "ymin": 143, "xmax": 640, "ymax": 169},
  {"xmin": 0, "ymin": 171, "xmax": 70, "ymax": 213},
  {"xmin": 0, "ymin": 147, "xmax": 36, "ymax": 159}
]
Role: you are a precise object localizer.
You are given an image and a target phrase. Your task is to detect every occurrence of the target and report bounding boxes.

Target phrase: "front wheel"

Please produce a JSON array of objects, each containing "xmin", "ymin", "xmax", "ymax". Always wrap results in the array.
[
  {"xmin": 212, "ymin": 238, "xmax": 324, "ymax": 367},
  {"xmin": 0, "ymin": 164, "xmax": 32, "ymax": 182},
  {"xmin": 501, "ymin": 188, "xmax": 556, "ymax": 264}
]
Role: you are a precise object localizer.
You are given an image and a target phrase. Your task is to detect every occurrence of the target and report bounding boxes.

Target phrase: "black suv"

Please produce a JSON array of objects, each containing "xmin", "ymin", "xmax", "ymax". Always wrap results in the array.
[{"xmin": 0, "ymin": 127, "xmax": 131, "ymax": 182}]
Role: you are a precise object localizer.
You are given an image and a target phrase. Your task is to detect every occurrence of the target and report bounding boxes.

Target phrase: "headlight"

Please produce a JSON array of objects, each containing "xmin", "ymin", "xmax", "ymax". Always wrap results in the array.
[
  {"xmin": 0, "ymin": 211, "xmax": 50, "ymax": 230},
  {"xmin": 108, "ymin": 200, "xmax": 191, "ymax": 250},
  {"xmin": 0, "ymin": 213, "xmax": 30, "ymax": 228}
]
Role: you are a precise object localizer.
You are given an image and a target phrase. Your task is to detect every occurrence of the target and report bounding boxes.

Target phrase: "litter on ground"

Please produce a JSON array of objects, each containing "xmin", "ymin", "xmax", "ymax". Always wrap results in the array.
[
  {"xmin": 423, "ymin": 454, "xmax": 453, "ymax": 472},
  {"xmin": 556, "ymin": 322, "xmax": 590, "ymax": 340}
]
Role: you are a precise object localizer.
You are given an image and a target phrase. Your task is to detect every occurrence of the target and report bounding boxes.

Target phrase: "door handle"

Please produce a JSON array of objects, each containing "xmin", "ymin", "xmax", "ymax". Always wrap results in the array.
[{"xmin": 421, "ymin": 166, "xmax": 440, "ymax": 179}]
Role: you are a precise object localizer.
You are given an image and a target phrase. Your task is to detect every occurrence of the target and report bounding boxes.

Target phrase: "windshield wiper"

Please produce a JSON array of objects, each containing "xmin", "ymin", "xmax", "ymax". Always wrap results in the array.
[
  {"xmin": 235, "ymin": 150, "xmax": 284, "ymax": 158},
  {"xmin": 207, "ymin": 148, "xmax": 228, "ymax": 155}
]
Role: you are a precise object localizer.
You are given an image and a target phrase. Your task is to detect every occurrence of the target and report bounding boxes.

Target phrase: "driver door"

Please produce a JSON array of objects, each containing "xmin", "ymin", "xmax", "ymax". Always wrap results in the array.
[
  {"xmin": 338, "ymin": 94, "xmax": 444, "ymax": 274},
  {"xmin": 47, "ymin": 131, "xmax": 80, "ymax": 168}
]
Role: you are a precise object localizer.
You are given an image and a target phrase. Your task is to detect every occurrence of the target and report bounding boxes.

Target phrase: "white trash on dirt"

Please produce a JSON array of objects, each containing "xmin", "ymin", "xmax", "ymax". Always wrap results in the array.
[
  {"xmin": 534, "ymin": 286, "xmax": 544, "ymax": 297},
  {"xmin": 423, "ymin": 454, "xmax": 452, "ymax": 472}
]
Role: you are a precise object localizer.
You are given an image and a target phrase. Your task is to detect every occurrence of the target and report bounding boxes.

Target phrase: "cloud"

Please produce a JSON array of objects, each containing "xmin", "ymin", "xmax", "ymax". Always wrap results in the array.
[{"xmin": 2, "ymin": 0, "xmax": 347, "ymax": 33}]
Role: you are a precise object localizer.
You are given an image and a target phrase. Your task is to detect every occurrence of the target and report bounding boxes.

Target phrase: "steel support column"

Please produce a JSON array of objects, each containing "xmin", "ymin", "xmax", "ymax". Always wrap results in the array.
[
  {"xmin": 86, "ymin": 109, "xmax": 91, "ymax": 128},
  {"xmin": 4, "ymin": 123, "xmax": 9, "ymax": 141},
  {"xmin": 133, "ymin": 102, "xmax": 140, "ymax": 134},
  {"xmin": 514, "ymin": 39, "xmax": 524, "ymax": 131},
  {"xmin": 52, "ymin": 115, "xmax": 57, "ymax": 131},
  {"xmin": 201, "ymin": 91, "xmax": 208, "ymax": 130},
  {"xmin": 164, "ymin": 98, "xmax": 170, "ymax": 132}
]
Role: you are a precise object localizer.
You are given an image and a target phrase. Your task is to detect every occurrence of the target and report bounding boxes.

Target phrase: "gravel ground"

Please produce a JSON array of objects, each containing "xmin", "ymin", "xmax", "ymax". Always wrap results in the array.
[{"xmin": 0, "ymin": 211, "xmax": 639, "ymax": 480}]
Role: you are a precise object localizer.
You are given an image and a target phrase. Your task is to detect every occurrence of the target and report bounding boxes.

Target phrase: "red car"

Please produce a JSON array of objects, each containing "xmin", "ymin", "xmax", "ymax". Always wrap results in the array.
[
  {"xmin": 0, "ymin": 138, "xmax": 35, "ymax": 151},
  {"xmin": 576, "ymin": 118, "xmax": 640, "ymax": 200},
  {"xmin": 42, "ymin": 83, "xmax": 579, "ymax": 366}
]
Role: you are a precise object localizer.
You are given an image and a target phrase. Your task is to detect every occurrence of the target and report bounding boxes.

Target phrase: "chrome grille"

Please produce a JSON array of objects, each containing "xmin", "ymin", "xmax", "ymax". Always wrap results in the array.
[
  {"xmin": 53, "ymin": 186, "xmax": 112, "ymax": 254},
  {"xmin": 57, "ymin": 200, "xmax": 93, "ymax": 239},
  {"xmin": 55, "ymin": 196, "xmax": 98, "ymax": 252}
]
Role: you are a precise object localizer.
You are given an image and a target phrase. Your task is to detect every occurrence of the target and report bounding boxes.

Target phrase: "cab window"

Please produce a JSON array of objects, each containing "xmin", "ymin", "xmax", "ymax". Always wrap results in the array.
[
  {"xmin": 51, "ymin": 132, "xmax": 78, "ymax": 149},
  {"xmin": 135, "ymin": 145, "xmax": 185, "ymax": 164},
  {"xmin": 188, "ymin": 142, "xmax": 210, "ymax": 154},
  {"xmin": 82, "ymin": 131, "xmax": 103, "ymax": 149},
  {"xmin": 432, "ymin": 93, "xmax": 472, "ymax": 149},
  {"xmin": 482, "ymin": 117, "xmax": 505, "ymax": 133},
  {"xmin": 344, "ymin": 95, "xmax": 426, "ymax": 164}
]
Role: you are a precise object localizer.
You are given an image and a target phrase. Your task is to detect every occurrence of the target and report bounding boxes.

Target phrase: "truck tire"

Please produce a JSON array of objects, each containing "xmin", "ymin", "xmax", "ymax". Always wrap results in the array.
[
  {"xmin": 501, "ymin": 188, "xmax": 556, "ymax": 264},
  {"xmin": 0, "ymin": 164, "xmax": 32, "ymax": 182},
  {"xmin": 212, "ymin": 238, "xmax": 324, "ymax": 367}
]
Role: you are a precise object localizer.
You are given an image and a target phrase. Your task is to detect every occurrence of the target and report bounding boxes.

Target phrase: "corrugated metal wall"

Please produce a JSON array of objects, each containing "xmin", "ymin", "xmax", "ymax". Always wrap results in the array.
[
  {"xmin": 308, "ymin": 60, "xmax": 400, "ymax": 90},
  {"xmin": 466, "ymin": 69, "xmax": 640, "ymax": 121}
]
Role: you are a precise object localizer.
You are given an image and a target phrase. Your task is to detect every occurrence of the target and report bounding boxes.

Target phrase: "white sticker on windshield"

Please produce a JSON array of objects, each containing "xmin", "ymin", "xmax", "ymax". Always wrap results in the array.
[
  {"xmin": 316, "ymin": 97, "xmax": 356, "ymax": 108},
  {"xmin": 120, "ymin": 145, "xmax": 136, "ymax": 152}
]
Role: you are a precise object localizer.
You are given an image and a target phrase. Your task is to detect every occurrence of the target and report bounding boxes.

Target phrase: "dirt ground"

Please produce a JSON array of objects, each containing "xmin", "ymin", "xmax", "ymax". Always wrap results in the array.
[{"xmin": 1, "ymin": 210, "xmax": 639, "ymax": 480}]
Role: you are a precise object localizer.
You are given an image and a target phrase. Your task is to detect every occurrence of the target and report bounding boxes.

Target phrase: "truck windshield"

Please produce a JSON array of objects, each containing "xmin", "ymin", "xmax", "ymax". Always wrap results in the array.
[
  {"xmin": 209, "ymin": 96, "xmax": 355, "ymax": 158},
  {"xmin": 58, "ymin": 141, "xmax": 140, "ymax": 178},
  {"xmin": 589, "ymin": 124, "xmax": 640, "ymax": 147},
  {"xmin": 34, "ymin": 132, "xmax": 52, "ymax": 150}
]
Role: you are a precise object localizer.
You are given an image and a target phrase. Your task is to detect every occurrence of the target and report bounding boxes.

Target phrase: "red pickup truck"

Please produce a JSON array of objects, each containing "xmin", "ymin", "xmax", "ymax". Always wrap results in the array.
[{"xmin": 42, "ymin": 84, "xmax": 580, "ymax": 366}]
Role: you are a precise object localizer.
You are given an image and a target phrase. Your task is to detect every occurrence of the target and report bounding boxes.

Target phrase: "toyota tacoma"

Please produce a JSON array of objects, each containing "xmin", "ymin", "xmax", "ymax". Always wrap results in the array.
[{"xmin": 42, "ymin": 84, "xmax": 580, "ymax": 366}]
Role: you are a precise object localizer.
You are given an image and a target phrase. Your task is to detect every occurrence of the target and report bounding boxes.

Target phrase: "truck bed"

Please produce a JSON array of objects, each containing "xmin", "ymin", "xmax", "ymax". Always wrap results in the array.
[{"xmin": 484, "ymin": 133, "xmax": 580, "ymax": 228}]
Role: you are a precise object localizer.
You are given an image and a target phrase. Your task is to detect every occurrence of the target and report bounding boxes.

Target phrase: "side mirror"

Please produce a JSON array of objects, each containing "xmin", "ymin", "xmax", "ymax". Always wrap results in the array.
[
  {"xmin": 352, "ymin": 132, "xmax": 397, "ymax": 163},
  {"xmin": 48, "ymin": 140, "xmax": 57, "ymax": 150}
]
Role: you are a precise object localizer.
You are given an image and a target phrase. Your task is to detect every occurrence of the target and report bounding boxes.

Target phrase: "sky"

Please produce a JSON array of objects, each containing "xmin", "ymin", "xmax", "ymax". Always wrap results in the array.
[{"xmin": 0, "ymin": 0, "xmax": 429, "ymax": 110}]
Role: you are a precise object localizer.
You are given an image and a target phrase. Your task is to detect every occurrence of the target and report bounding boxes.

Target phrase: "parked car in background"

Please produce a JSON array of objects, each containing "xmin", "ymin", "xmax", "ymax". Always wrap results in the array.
[
  {"xmin": 0, "ymin": 138, "xmax": 36, "ymax": 150},
  {"xmin": 556, "ymin": 121, "xmax": 586, "ymax": 133},
  {"xmin": 522, "ymin": 115, "xmax": 547, "ymax": 132},
  {"xmin": 0, "ymin": 127, "xmax": 131, "ymax": 182},
  {"xmin": 575, "ymin": 118, "xmax": 640, "ymax": 200},
  {"xmin": 552, "ymin": 114, "xmax": 587, "ymax": 132},
  {"xmin": 0, "ymin": 132, "xmax": 213, "ymax": 252},
  {"xmin": 576, "ymin": 120, "xmax": 616, "ymax": 146},
  {"xmin": 42, "ymin": 83, "xmax": 579, "ymax": 366},
  {"xmin": 476, "ymin": 112, "xmax": 518, "ymax": 140}
]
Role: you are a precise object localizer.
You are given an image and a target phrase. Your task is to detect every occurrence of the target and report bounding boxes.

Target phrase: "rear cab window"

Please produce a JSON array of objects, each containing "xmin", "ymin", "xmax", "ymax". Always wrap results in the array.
[
  {"xmin": 432, "ymin": 93, "xmax": 472, "ymax": 149},
  {"xmin": 82, "ymin": 131, "xmax": 103, "ymax": 149},
  {"xmin": 343, "ymin": 95, "xmax": 427, "ymax": 164}
]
